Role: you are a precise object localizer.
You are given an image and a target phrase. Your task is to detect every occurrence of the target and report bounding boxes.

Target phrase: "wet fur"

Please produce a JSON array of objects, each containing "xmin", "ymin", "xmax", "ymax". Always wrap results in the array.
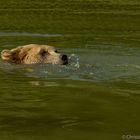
[{"xmin": 1, "ymin": 44, "xmax": 67, "ymax": 65}]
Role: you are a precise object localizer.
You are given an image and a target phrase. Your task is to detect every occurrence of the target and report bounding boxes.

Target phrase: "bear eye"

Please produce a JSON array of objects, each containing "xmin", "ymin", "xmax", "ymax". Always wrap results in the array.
[
  {"xmin": 40, "ymin": 50, "xmax": 47, "ymax": 56},
  {"xmin": 54, "ymin": 50, "xmax": 58, "ymax": 53}
]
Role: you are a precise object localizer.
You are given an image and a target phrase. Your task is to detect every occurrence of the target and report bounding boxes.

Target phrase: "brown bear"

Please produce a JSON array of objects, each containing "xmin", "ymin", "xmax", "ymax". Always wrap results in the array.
[{"xmin": 1, "ymin": 44, "xmax": 68, "ymax": 65}]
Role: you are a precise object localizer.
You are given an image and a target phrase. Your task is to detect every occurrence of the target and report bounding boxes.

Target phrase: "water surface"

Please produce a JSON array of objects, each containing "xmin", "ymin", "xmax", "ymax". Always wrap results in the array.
[{"xmin": 0, "ymin": 0, "xmax": 140, "ymax": 140}]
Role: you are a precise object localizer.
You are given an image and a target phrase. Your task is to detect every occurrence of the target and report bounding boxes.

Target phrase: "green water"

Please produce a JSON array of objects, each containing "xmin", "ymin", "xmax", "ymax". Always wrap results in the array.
[{"xmin": 0, "ymin": 0, "xmax": 140, "ymax": 140}]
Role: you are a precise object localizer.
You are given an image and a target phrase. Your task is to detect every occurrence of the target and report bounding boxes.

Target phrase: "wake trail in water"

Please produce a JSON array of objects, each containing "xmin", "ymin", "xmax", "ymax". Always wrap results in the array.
[{"xmin": 0, "ymin": 46, "xmax": 140, "ymax": 82}]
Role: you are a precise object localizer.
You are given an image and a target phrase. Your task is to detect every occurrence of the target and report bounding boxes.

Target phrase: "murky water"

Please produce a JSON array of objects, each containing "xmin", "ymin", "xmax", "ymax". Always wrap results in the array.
[{"xmin": 0, "ymin": 0, "xmax": 140, "ymax": 140}]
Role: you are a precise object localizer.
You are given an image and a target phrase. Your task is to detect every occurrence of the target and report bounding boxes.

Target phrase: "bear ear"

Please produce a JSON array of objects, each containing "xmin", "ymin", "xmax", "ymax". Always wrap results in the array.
[
  {"xmin": 1, "ymin": 47, "xmax": 21, "ymax": 63},
  {"xmin": 1, "ymin": 49, "xmax": 12, "ymax": 61}
]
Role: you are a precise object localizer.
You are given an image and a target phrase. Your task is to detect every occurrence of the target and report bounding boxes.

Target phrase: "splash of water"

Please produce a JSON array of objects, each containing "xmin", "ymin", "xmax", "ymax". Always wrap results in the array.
[{"xmin": 68, "ymin": 54, "xmax": 80, "ymax": 69}]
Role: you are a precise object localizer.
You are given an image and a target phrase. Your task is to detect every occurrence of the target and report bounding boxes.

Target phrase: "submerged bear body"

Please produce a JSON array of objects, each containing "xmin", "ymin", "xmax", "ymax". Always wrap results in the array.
[{"xmin": 1, "ymin": 44, "xmax": 68, "ymax": 65}]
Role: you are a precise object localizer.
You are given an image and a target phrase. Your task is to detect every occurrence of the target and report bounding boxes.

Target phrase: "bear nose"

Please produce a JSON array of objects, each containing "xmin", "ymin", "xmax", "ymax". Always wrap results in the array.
[
  {"xmin": 62, "ymin": 55, "xmax": 67, "ymax": 61},
  {"xmin": 61, "ymin": 55, "xmax": 68, "ymax": 64}
]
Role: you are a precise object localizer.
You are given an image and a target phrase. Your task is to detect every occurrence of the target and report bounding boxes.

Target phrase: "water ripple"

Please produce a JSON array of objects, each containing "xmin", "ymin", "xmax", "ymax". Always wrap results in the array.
[{"xmin": 0, "ymin": 32, "xmax": 63, "ymax": 37}]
